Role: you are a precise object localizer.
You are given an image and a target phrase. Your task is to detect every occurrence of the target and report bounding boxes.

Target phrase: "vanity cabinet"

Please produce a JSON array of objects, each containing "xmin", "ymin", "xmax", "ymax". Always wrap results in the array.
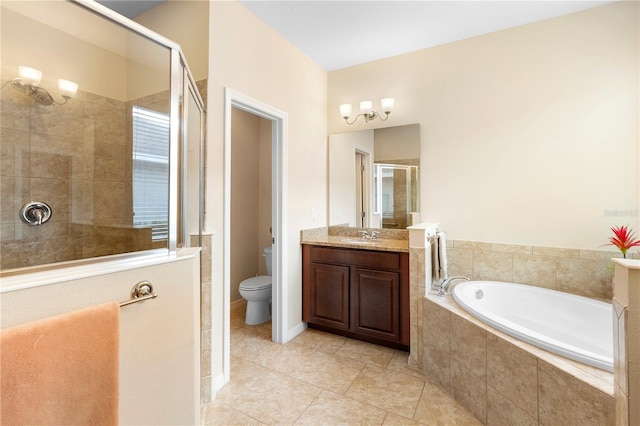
[{"xmin": 302, "ymin": 244, "xmax": 409, "ymax": 350}]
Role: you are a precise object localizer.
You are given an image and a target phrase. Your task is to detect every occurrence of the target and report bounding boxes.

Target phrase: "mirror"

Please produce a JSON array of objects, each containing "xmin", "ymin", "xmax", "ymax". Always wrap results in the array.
[{"xmin": 329, "ymin": 123, "xmax": 420, "ymax": 229}]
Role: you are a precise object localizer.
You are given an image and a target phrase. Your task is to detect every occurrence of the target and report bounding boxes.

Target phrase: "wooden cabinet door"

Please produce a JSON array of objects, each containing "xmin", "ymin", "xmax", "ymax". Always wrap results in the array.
[
  {"xmin": 308, "ymin": 262, "xmax": 350, "ymax": 330},
  {"xmin": 352, "ymin": 268, "xmax": 401, "ymax": 342}
]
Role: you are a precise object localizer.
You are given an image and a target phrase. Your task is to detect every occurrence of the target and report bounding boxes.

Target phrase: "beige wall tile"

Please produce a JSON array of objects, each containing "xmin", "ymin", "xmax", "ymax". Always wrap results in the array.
[
  {"xmin": 486, "ymin": 334, "xmax": 537, "ymax": 419},
  {"xmin": 490, "ymin": 242, "xmax": 532, "ymax": 254},
  {"xmin": 487, "ymin": 386, "xmax": 536, "ymax": 426},
  {"xmin": 423, "ymin": 344, "xmax": 451, "ymax": 393},
  {"xmin": 538, "ymin": 360, "xmax": 615, "ymax": 426},
  {"xmin": 424, "ymin": 298, "xmax": 450, "ymax": 351},
  {"xmin": 447, "ymin": 247, "xmax": 474, "ymax": 278},
  {"xmin": 533, "ymin": 246, "xmax": 580, "ymax": 258},
  {"xmin": 629, "ymin": 362, "xmax": 640, "ymax": 425},
  {"xmin": 613, "ymin": 302, "xmax": 627, "ymax": 395},
  {"xmin": 450, "ymin": 314, "xmax": 487, "ymax": 380},
  {"xmin": 454, "ymin": 240, "xmax": 492, "ymax": 251},
  {"xmin": 29, "ymin": 177, "xmax": 70, "ymax": 222},
  {"xmin": 451, "ymin": 357, "xmax": 487, "ymax": 423},
  {"xmin": 29, "ymin": 151, "xmax": 72, "ymax": 179},
  {"xmin": 1, "ymin": 128, "xmax": 29, "ymax": 177},
  {"xmin": 1, "ymin": 99, "xmax": 31, "ymax": 131},
  {"xmin": 31, "ymin": 107, "xmax": 84, "ymax": 140},
  {"xmin": 512, "ymin": 254, "xmax": 557, "ymax": 290},
  {"xmin": 557, "ymin": 257, "xmax": 612, "ymax": 299},
  {"xmin": 93, "ymin": 180, "xmax": 125, "ymax": 221},
  {"xmin": 615, "ymin": 383, "xmax": 629, "ymax": 426},
  {"xmin": 414, "ymin": 380, "xmax": 482, "ymax": 425},
  {"xmin": 94, "ymin": 143, "xmax": 126, "ymax": 181},
  {"xmin": 473, "ymin": 250, "xmax": 513, "ymax": 282}
]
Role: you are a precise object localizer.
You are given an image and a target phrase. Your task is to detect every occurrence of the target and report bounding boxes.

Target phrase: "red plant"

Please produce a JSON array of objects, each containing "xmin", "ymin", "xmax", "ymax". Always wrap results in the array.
[{"xmin": 605, "ymin": 225, "xmax": 640, "ymax": 258}]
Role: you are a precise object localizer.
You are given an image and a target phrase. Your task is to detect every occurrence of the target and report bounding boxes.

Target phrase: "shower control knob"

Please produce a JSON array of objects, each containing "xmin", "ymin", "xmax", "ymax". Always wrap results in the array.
[{"xmin": 20, "ymin": 201, "xmax": 52, "ymax": 226}]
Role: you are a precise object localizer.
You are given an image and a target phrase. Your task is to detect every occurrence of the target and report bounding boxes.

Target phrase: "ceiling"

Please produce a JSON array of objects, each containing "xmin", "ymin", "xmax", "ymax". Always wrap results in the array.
[
  {"xmin": 96, "ymin": 0, "xmax": 166, "ymax": 19},
  {"xmin": 97, "ymin": 0, "xmax": 614, "ymax": 71}
]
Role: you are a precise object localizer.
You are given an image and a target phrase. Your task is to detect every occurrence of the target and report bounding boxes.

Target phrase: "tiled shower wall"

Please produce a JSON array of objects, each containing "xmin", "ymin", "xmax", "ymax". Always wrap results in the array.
[{"xmin": 0, "ymin": 72, "xmax": 154, "ymax": 269}]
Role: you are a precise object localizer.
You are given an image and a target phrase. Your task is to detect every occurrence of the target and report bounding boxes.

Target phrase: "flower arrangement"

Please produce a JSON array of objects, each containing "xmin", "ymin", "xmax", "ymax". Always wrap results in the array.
[{"xmin": 604, "ymin": 225, "xmax": 640, "ymax": 258}]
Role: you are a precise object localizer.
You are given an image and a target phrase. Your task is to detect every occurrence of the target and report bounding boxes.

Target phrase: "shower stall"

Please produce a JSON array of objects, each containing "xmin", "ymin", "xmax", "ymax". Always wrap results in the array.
[
  {"xmin": 0, "ymin": 0, "xmax": 204, "ymax": 272},
  {"xmin": 374, "ymin": 163, "xmax": 420, "ymax": 229},
  {"xmin": 1, "ymin": 1, "xmax": 206, "ymax": 422}
]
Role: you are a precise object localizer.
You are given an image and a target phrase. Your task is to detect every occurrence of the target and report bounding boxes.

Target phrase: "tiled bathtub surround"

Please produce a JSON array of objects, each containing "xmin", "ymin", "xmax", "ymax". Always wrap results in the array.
[
  {"xmin": 446, "ymin": 239, "xmax": 626, "ymax": 300},
  {"xmin": 423, "ymin": 294, "xmax": 615, "ymax": 425},
  {"xmin": 612, "ymin": 259, "xmax": 640, "ymax": 425}
]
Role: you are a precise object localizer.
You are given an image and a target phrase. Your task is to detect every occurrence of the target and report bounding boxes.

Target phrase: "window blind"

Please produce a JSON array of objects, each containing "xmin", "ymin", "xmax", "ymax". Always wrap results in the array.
[{"xmin": 132, "ymin": 106, "xmax": 169, "ymax": 240}]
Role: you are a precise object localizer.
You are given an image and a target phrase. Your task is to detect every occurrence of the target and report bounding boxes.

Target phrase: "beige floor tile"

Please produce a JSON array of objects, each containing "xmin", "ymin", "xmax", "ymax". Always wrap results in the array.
[
  {"xmin": 387, "ymin": 350, "xmax": 426, "ymax": 380},
  {"xmin": 216, "ymin": 357, "xmax": 272, "ymax": 401},
  {"xmin": 346, "ymin": 364, "xmax": 426, "ymax": 419},
  {"xmin": 413, "ymin": 380, "xmax": 482, "ymax": 425},
  {"xmin": 294, "ymin": 390, "xmax": 387, "ymax": 425},
  {"xmin": 335, "ymin": 338, "xmax": 397, "ymax": 368},
  {"xmin": 382, "ymin": 413, "xmax": 422, "ymax": 425},
  {"xmin": 202, "ymin": 400, "xmax": 265, "ymax": 425},
  {"xmin": 221, "ymin": 371, "xmax": 322, "ymax": 425},
  {"xmin": 249, "ymin": 340, "xmax": 366, "ymax": 394},
  {"xmin": 291, "ymin": 328, "xmax": 348, "ymax": 354},
  {"xmin": 231, "ymin": 326, "xmax": 273, "ymax": 357}
]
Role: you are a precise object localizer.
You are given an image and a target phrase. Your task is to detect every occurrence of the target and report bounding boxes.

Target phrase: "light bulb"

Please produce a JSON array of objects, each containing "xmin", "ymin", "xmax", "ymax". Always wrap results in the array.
[
  {"xmin": 339, "ymin": 103, "xmax": 352, "ymax": 119},
  {"xmin": 18, "ymin": 66, "xmax": 42, "ymax": 86},
  {"xmin": 58, "ymin": 79, "xmax": 78, "ymax": 98},
  {"xmin": 359, "ymin": 101, "xmax": 373, "ymax": 115},
  {"xmin": 381, "ymin": 98, "xmax": 395, "ymax": 113}
]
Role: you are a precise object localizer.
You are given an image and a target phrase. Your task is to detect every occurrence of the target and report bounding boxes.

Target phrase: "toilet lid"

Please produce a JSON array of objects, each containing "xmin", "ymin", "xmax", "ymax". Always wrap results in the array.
[{"xmin": 239, "ymin": 276, "xmax": 272, "ymax": 291}]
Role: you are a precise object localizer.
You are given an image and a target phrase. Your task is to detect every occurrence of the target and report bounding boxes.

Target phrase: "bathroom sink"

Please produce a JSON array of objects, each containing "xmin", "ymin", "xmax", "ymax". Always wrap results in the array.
[{"xmin": 341, "ymin": 238, "xmax": 376, "ymax": 245}]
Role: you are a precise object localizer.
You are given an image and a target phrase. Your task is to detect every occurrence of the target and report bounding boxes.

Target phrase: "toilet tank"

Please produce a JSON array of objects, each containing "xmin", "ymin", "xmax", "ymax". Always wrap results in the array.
[{"xmin": 263, "ymin": 247, "xmax": 273, "ymax": 276}]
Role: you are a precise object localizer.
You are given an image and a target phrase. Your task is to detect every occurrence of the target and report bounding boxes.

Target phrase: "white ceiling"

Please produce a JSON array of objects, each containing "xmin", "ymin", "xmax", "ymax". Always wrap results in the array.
[
  {"xmin": 238, "ymin": 0, "xmax": 614, "ymax": 71},
  {"xmin": 97, "ymin": 0, "xmax": 615, "ymax": 72}
]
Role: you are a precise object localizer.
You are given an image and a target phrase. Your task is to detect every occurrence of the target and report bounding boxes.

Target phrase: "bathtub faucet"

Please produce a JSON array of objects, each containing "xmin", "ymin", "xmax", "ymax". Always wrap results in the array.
[{"xmin": 437, "ymin": 276, "xmax": 470, "ymax": 297}]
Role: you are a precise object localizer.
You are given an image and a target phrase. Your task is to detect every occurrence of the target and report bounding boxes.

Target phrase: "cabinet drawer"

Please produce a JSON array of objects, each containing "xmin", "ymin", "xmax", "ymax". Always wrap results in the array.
[{"xmin": 309, "ymin": 246, "xmax": 400, "ymax": 270}]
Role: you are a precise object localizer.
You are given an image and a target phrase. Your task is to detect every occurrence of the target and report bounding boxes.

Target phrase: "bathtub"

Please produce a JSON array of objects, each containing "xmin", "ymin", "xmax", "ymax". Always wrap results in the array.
[{"xmin": 451, "ymin": 281, "xmax": 613, "ymax": 372}]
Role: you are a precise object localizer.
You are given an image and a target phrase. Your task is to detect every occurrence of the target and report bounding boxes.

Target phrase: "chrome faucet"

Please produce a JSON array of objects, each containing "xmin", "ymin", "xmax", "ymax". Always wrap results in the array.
[
  {"xmin": 361, "ymin": 230, "xmax": 379, "ymax": 239},
  {"xmin": 437, "ymin": 276, "xmax": 470, "ymax": 297}
]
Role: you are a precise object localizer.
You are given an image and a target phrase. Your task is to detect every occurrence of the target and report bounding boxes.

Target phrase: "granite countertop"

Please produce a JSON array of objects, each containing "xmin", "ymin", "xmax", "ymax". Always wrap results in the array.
[{"xmin": 300, "ymin": 226, "xmax": 409, "ymax": 253}]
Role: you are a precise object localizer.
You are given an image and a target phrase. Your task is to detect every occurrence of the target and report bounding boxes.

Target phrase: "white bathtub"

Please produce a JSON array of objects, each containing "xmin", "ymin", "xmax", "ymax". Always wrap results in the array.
[{"xmin": 452, "ymin": 281, "xmax": 613, "ymax": 372}]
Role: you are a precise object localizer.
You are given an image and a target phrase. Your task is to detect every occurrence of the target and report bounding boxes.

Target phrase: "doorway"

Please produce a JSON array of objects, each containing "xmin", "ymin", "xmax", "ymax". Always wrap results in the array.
[
  {"xmin": 223, "ymin": 88, "xmax": 288, "ymax": 385},
  {"xmin": 355, "ymin": 151, "xmax": 368, "ymax": 228}
]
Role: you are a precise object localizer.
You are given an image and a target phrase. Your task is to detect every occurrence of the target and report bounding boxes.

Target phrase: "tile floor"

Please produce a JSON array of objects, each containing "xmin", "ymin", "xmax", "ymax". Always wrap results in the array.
[{"xmin": 201, "ymin": 301, "xmax": 480, "ymax": 425}]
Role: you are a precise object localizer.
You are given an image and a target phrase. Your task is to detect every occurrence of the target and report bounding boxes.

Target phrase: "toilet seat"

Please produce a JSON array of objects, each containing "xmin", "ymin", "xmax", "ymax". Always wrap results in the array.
[{"xmin": 239, "ymin": 276, "xmax": 271, "ymax": 291}]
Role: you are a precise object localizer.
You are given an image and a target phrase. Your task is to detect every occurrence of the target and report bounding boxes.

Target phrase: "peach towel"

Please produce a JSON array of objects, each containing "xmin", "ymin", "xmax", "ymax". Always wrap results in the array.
[{"xmin": 1, "ymin": 302, "xmax": 120, "ymax": 425}]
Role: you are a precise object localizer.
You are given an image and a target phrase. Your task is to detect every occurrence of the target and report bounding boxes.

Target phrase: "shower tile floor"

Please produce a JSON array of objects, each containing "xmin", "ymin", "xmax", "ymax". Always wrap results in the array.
[{"xmin": 201, "ymin": 300, "xmax": 480, "ymax": 425}]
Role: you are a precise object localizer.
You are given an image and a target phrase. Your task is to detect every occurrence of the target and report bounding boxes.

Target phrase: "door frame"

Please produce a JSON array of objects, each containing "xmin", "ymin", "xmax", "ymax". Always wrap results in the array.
[{"xmin": 223, "ymin": 88, "xmax": 288, "ymax": 383}]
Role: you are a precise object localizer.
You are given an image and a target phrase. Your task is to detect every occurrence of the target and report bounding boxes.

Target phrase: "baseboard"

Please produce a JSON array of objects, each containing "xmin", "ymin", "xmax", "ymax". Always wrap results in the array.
[
  {"xmin": 230, "ymin": 298, "xmax": 245, "ymax": 308},
  {"xmin": 211, "ymin": 372, "xmax": 226, "ymax": 399},
  {"xmin": 284, "ymin": 321, "xmax": 307, "ymax": 343}
]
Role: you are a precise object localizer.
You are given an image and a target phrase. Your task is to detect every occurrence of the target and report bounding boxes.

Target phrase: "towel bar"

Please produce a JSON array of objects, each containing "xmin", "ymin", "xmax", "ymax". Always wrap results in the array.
[{"xmin": 119, "ymin": 281, "xmax": 158, "ymax": 307}]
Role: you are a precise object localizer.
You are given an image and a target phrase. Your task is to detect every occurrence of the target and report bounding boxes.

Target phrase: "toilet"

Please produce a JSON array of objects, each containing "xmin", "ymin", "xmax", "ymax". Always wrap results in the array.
[{"xmin": 238, "ymin": 247, "xmax": 272, "ymax": 325}]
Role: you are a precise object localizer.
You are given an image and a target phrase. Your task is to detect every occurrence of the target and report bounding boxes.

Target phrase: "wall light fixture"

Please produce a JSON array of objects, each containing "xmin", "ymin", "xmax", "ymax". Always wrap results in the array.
[
  {"xmin": 339, "ymin": 98, "xmax": 395, "ymax": 125},
  {"xmin": 3, "ymin": 66, "xmax": 79, "ymax": 106}
]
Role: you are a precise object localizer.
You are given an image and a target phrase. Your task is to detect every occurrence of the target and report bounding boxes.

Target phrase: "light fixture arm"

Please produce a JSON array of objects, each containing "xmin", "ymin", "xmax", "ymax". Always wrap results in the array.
[
  {"xmin": 340, "ymin": 98, "xmax": 394, "ymax": 125},
  {"xmin": 1, "ymin": 66, "xmax": 78, "ymax": 107},
  {"xmin": 10, "ymin": 78, "xmax": 72, "ymax": 106},
  {"xmin": 342, "ymin": 109, "xmax": 391, "ymax": 125}
]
